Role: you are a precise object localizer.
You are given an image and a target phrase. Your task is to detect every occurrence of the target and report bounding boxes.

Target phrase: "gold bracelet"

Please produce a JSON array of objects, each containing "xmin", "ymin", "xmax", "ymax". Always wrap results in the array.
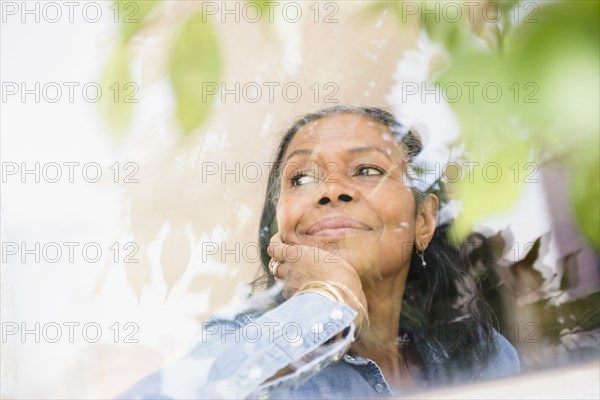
[
  {"xmin": 295, "ymin": 281, "xmax": 345, "ymax": 304},
  {"xmin": 319, "ymin": 281, "xmax": 368, "ymax": 338},
  {"xmin": 325, "ymin": 281, "xmax": 370, "ymax": 333},
  {"xmin": 294, "ymin": 281, "xmax": 369, "ymax": 338},
  {"xmin": 295, "ymin": 287, "xmax": 337, "ymax": 303}
]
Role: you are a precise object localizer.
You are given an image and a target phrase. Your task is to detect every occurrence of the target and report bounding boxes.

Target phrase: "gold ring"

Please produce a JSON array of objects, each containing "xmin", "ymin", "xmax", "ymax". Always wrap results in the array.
[{"xmin": 270, "ymin": 259, "xmax": 282, "ymax": 278}]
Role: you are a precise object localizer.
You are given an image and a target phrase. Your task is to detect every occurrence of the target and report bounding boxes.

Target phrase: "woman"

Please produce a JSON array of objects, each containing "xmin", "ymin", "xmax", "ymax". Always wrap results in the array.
[{"xmin": 119, "ymin": 106, "xmax": 519, "ymax": 399}]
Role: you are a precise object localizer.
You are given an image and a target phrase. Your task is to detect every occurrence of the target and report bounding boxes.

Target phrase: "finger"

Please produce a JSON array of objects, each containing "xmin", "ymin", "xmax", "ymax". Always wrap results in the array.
[
  {"xmin": 267, "ymin": 232, "xmax": 282, "ymax": 258},
  {"xmin": 275, "ymin": 243, "xmax": 304, "ymax": 265},
  {"xmin": 268, "ymin": 234, "xmax": 300, "ymax": 263}
]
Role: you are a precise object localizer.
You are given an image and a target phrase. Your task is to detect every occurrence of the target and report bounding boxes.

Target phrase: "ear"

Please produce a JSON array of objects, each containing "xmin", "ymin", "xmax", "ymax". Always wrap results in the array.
[{"xmin": 415, "ymin": 194, "xmax": 439, "ymax": 251}]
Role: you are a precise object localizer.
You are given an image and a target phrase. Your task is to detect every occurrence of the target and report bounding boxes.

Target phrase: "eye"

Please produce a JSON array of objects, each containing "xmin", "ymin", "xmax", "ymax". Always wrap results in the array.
[
  {"xmin": 354, "ymin": 164, "xmax": 385, "ymax": 177},
  {"xmin": 290, "ymin": 172, "xmax": 319, "ymax": 186}
]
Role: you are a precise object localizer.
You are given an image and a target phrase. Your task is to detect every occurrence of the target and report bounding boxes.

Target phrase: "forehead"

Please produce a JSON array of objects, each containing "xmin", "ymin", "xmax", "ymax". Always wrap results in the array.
[{"xmin": 285, "ymin": 113, "xmax": 403, "ymax": 158}]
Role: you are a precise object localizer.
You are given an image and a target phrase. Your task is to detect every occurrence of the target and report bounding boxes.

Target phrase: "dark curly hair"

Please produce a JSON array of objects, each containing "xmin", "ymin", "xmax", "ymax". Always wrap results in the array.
[{"xmin": 256, "ymin": 105, "xmax": 499, "ymax": 385}]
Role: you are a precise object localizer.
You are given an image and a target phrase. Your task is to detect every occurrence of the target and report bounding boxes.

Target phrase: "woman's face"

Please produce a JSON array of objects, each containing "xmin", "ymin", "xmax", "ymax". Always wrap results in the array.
[{"xmin": 276, "ymin": 113, "xmax": 434, "ymax": 280}]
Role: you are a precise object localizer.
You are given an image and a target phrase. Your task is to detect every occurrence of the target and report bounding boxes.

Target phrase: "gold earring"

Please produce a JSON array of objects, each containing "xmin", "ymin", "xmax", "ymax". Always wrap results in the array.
[{"xmin": 417, "ymin": 244, "xmax": 427, "ymax": 268}]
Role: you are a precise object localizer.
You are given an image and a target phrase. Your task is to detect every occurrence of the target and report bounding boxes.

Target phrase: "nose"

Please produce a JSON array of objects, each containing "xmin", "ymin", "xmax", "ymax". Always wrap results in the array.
[{"xmin": 313, "ymin": 179, "xmax": 356, "ymax": 206}]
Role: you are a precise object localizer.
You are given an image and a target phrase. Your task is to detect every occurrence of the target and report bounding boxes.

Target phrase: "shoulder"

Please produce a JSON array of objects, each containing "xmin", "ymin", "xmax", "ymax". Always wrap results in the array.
[
  {"xmin": 421, "ymin": 325, "xmax": 520, "ymax": 386},
  {"xmin": 479, "ymin": 329, "xmax": 521, "ymax": 380}
]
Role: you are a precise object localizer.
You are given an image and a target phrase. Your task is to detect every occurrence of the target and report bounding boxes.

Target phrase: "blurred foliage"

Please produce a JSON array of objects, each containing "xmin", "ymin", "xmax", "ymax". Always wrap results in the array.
[
  {"xmin": 98, "ymin": 0, "xmax": 598, "ymax": 335},
  {"xmin": 100, "ymin": 1, "xmax": 159, "ymax": 137},
  {"xmin": 439, "ymin": 2, "xmax": 600, "ymax": 249},
  {"xmin": 170, "ymin": 11, "xmax": 221, "ymax": 134},
  {"xmin": 116, "ymin": 0, "xmax": 159, "ymax": 40},
  {"xmin": 570, "ymin": 145, "xmax": 600, "ymax": 247},
  {"xmin": 101, "ymin": 0, "xmax": 221, "ymax": 135},
  {"xmin": 378, "ymin": 0, "xmax": 599, "ymax": 245},
  {"xmin": 466, "ymin": 230, "xmax": 600, "ymax": 369},
  {"xmin": 101, "ymin": 0, "xmax": 598, "ymax": 247}
]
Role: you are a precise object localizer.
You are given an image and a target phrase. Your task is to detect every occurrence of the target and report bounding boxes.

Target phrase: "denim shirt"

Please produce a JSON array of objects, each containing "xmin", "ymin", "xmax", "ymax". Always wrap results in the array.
[{"xmin": 118, "ymin": 287, "xmax": 520, "ymax": 399}]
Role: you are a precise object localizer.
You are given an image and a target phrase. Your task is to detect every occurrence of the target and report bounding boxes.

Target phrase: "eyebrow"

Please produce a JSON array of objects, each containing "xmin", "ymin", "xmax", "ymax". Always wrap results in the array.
[{"xmin": 284, "ymin": 146, "xmax": 393, "ymax": 164}]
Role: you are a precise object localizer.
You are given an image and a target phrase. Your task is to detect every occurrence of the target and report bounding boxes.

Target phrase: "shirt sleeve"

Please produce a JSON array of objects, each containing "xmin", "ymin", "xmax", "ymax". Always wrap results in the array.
[{"xmin": 116, "ymin": 291, "xmax": 357, "ymax": 399}]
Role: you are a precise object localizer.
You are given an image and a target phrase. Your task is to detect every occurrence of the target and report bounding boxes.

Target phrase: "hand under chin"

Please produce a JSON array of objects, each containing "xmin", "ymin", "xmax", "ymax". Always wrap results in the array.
[{"xmin": 298, "ymin": 236, "xmax": 382, "ymax": 276}]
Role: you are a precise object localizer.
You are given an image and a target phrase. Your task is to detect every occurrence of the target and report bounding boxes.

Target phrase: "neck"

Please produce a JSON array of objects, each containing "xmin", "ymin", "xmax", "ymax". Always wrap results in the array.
[{"xmin": 350, "ymin": 269, "xmax": 418, "ymax": 389}]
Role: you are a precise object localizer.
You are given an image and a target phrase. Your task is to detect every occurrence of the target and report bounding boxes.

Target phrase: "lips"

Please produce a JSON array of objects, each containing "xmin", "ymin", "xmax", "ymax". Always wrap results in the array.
[{"xmin": 306, "ymin": 216, "xmax": 371, "ymax": 237}]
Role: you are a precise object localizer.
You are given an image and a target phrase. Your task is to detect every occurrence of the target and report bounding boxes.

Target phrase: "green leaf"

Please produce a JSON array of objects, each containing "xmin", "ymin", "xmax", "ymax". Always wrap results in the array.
[
  {"xmin": 422, "ymin": 11, "xmax": 468, "ymax": 53},
  {"xmin": 499, "ymin": 0, "xmax": 520, "ymax": 35},
  {"xmin": 505, "ymin": 1, "xmax": 600, "ymax": 143},
  {"xmin": 439, "ymin": 1, "xmax": 599, "ymax": 148},
  {"xmin": 437, "ymin": 1, "xmax": 599, "ymax": 241},
  {"xmin": 117, "ymin": 0, "xmax": 159, "ymax": 40},
  {"xmin": 99, "ymin": 42, "xmax": 134, "ymax": 136},
  {"xmin": 169, "ymin": 11, "xmax": 221, "ymax": 134},
  {"xmin": 569, "ymin": 143, "xmax": 600, "ymax": 249},
  {"xmin": 453, "ymin": 138, "xmax": 533, "ymax": 239},
  {"xmin": 245, "ymin": 1, "xmax": 276, "ymax": 24}
]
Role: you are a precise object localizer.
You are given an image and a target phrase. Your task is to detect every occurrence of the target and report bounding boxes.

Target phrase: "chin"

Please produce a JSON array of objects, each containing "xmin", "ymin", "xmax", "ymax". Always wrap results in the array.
[{"xmin": 301, "ymin": 234, "xmax": 375, "ymax": 258}]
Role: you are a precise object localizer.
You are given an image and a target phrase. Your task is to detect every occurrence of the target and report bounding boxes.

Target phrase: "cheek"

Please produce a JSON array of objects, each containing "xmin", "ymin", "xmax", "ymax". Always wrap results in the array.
[
  {"xmin": 377, "ymin": 194, "xmax": 417, "ymax": 245},
  {"xmin": 376, "ymin": 186, "xmax": 415, "ymax": 223},
  {"xmin": 377, "ymin": 214, "xmax": 417, "ymax": 274},
  {"xmin": 390, "ymin": 219, "xmax": 414, "ymax": 239},
  {"xmin": 385, "ymin": 218, "xmax": 416, "ymax": 255},
  {"xmin": 276, "ymin": 196, "xmax": 303, "ymax": 237},
  {"xmin": 275, "ymin": 201, "xmax": 287, "ymax": 233}
]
